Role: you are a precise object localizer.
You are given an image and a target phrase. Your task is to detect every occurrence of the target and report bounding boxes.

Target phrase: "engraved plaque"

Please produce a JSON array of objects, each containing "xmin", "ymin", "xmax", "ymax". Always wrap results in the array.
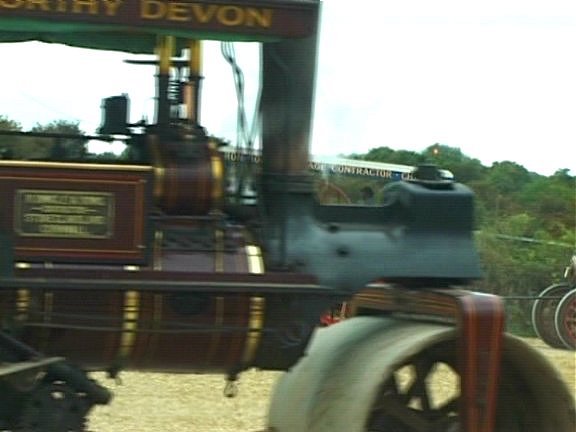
[
  {"xmin": 15, "ymin": 190, "xmax": 114, "ymax": 239},
  {"xmin": 0, "ymin": 161, "xmax": 152, "ymax": 264}
]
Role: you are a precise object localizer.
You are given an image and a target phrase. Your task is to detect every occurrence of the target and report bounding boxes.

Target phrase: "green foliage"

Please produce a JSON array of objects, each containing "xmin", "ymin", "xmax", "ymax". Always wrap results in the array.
[
  {"xmin": 29, "ymin": 120, "xmax": 88, "ymax": 160},
  {"xmin": 517, "ymin": 171, "xmax": 575, "ymax": 234},
  {"xmin": 352, "ymin": 146, "xmax": 424, "ymax": 167},
  {"xmin": 0, "ymin": 115, "xmax": 23, "ymax": 159},
  {"xmin": 0, "ymin": 117, "xmax": 87, "ymax": 160},
  {"xmin": 0, "ymin": 115, "xmax": 21, "ymax": 131},
  {"xmin": 475, "ymin": 220, "xmax": 572, "ymax": 335}
]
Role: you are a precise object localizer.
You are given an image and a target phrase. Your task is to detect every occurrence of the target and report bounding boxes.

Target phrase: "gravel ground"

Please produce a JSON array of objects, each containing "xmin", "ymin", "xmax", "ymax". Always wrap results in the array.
[
  {"xmin": 88, "ymin": 337, "xmax": 575, "ymax": 432},
  {"xmin": 88, "ymin": 369, "xmax": 280, "ymax": 432}
]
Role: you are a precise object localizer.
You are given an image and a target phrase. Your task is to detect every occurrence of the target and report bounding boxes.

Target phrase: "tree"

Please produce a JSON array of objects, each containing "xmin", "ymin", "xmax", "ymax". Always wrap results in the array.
[
  {"xmin": 351, "ymin": 146, "xmax": 424, "ymax": 167},
  {"xmin": 0, "ymin": 118, "xmax": 88, "ymax": 160},
  {"xmin": 0, "ymin": 115, "xmax": 23, "ymax": 159},
  {"xmin": 0, "ymin": 115, "xmax": 21, "ymax": 131},
  {"xmin": 423, "ymin": 144, "xmax": 487, "ymax": 184},
  {"xmin": 29, "ymin": 120, "xmax": 88, "ymax": 160},
  {"xmin": 487, "ymin": 161, "xmax": 533, "ymax": 194},
  {"xmin": 518, "ymin": 171, "xmax": 575, "ymax": 235},
  {"xmin": 470, "ymin": 161, "xmax": 534, "ymax": 219}
]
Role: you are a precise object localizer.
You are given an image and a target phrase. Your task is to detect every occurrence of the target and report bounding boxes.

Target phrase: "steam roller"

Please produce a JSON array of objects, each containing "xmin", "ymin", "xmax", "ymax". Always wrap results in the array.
[{"xmin": 0, "ymin": 1, "xmax": 573, "ymax": 431}]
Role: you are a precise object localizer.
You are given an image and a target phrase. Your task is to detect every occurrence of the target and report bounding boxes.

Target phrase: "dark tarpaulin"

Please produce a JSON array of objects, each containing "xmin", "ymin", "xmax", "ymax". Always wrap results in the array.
[
  {"xmin": 0, "ymin": 31, "xmax": 259, "ymax": 55},
  {"xmin": 0, "ymin": 19, "xmax": 277, "ymax": 53}
]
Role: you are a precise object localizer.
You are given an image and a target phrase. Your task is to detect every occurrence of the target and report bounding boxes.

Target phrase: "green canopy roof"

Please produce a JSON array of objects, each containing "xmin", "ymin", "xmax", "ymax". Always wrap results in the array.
[{"xmin": 0, "ymin": 0, "xmax": 319, "ymax": 53}]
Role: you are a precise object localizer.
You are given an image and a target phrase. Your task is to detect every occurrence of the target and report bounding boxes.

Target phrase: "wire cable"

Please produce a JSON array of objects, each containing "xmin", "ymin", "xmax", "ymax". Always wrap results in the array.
[{"xmin": 220, "ymin": 42, "xmax": 262, "ymax": 201}]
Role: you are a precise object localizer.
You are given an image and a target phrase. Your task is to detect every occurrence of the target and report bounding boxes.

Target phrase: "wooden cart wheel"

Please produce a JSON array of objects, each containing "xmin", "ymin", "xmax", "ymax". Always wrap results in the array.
[
  {"xmin": 554, "ymin": 288, "xmax": 576, "ymax": 350},
  {"xmin": 531, "ymin": 283, "xmax": 571, "ymax": 349}
]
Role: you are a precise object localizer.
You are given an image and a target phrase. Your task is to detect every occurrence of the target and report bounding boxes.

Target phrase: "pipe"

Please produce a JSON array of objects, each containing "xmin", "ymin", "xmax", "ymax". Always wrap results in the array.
[
  {"xmin": 185, "ymin": 40, "xmax": 203, "ymax": 125},
  {"xmin": 155, "ymin": 35, "xmax": 174, "ymax": 130}
]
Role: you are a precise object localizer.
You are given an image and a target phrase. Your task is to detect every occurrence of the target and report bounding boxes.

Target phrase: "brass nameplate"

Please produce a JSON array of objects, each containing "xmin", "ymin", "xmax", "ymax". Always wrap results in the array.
[{"xmin": 15, "ymin": 190, "xmax": 114, "ymax": 239}]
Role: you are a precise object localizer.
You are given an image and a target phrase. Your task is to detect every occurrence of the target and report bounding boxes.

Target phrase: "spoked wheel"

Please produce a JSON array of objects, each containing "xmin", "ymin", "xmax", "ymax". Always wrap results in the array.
[
  {"xmin": 17, "ymin": 382, "xmax": 90, "ymax": 432},
  {"xmin": 367, "ymin": 345, "xmax": 460, "ymax": 432},
  {"xmin": 366, "ymin": 339, "xmax": 551, "ymax": 432},
  {"xmin": 268, "ymin": 317, "xmax": 576, "ymax": 432},
  {"xmin": 531, "ymin": 283, "xmax": 571, "ymax": 349},
  {"xmin": 555, "ymin": 288, "xmax": 576, "ymax": 350}
]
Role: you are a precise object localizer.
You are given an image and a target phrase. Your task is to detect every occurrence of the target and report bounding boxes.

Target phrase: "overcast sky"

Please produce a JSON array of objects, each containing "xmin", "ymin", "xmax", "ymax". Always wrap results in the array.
[{"xmin": 0, "ymin": 0, "xmax": 574, "ymax": 176}]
